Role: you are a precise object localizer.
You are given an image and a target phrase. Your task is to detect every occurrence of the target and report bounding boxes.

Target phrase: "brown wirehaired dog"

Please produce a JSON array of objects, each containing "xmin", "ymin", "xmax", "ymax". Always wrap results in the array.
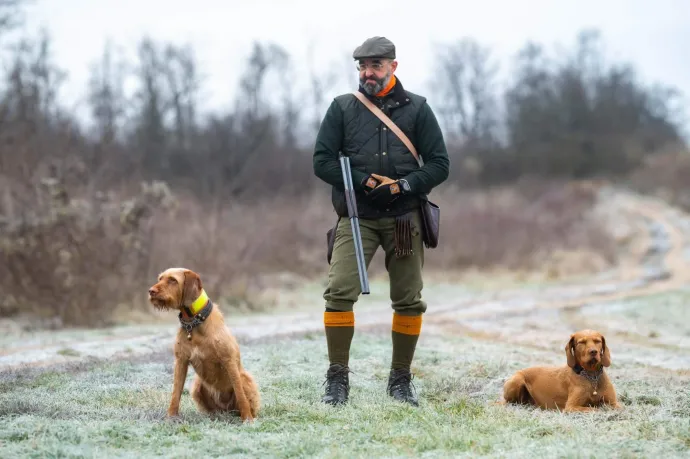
[
  {"xmin": 149, "ymin": 267, "xmax": 260, "ymax": 422},
  {"xmin": 502, "ymin": 329, "xmax": 620, "ymax": 412}
]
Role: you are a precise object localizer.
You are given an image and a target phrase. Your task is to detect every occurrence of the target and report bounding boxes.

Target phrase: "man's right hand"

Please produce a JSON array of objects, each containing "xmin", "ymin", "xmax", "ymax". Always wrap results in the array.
[
  {"xmin": 361, "ymin": 174, "xmax": 381, "ymax": 193},
  {"xmin": 370, "ymin": 173, "xmax": 396, "ymax": 187},
  {"xmin": 362, "ymin": 173, "xmax": 398, "ymax": 193},
  {"xmin": 365, "ymin": 176, "xmax": 403, "ymax": 207}
]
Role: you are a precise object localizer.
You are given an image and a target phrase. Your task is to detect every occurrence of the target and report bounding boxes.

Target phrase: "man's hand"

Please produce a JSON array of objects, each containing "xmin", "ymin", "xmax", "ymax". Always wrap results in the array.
[
  {"xmin": 362, "ymin": 173, "xmax": 412, "ymax": 208},
  {"xmin": 367, "ymin": 179, "xmax": 402, "ymax": 207},
  {"xmin": 361, "ymin": 174, "xmax": 381, "ymax": 193},
  {"xmin": 370, "ymin": 173, "xmax": 396, "ymax": 187}
]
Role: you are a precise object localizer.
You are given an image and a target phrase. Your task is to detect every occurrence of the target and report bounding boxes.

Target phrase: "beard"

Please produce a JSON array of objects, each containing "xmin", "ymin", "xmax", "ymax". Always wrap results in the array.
[{"xmin": 360, "ymin": 71, "xmax": 392, "ymax": 96}]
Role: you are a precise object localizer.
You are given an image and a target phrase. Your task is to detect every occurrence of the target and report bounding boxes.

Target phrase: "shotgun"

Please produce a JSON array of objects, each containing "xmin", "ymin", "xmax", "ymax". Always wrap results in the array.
[{"xmin": 339, "ymin": 153, "xmax": 370, "ymax": 294}]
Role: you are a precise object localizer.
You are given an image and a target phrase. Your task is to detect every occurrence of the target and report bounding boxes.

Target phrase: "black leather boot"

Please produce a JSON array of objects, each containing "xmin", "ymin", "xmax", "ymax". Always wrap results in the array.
[
  {"xmin": 321, "ymin": 363, "xmax": 350, "ymax": 405},
  {"xmin": 387, "ymin": 368, "xmax": 418, "ymax": 406}
]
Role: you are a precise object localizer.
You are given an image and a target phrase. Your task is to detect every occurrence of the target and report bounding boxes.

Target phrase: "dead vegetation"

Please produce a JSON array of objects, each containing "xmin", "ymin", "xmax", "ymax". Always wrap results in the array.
[
  {"xmin": 0, "ymin": 174, "xmax": 176, "ymax": 326},
  {"xmin": 627, "ymin": 151, "xmax": 690, "ymax": 212},
  {"xmin": 421, "ymin": 179, "xmax": 616, "ymax": 274},
  {"xmin": 0, "ymin": 171, "xmax": 617, "ymax": 327},
  {"xmin": 0, "ymin": 2, "xmax": 686, "ymax": 327}
]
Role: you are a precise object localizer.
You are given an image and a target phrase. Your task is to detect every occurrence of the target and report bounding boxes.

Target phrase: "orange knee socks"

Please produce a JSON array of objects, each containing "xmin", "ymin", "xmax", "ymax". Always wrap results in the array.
[
  {"xmin": 391, "ymin": 312, "xmax": 422, "ymax": 370},
  {"xmin": 324, "ymin": 311, "xmax": 355, "ymax": 367}
]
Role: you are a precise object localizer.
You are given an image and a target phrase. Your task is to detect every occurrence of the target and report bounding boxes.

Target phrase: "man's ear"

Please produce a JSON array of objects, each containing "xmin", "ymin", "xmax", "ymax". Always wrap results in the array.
[
  {"xmin": 565, "ymin": 335, "xmax": 577, "ymax": 368},
  {"xmin": 181, "ymin": 270, "xmax": 202, "ymax": 306}
]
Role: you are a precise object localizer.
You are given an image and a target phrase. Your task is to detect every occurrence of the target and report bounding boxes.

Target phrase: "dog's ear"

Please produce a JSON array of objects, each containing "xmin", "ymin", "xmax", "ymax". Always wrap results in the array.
[
  {"xmin": 181, "ymin": 270, "xmax": 202, "ymax": 306},
  {"xmin": 565, "ymin": 335, "xmax": 577, "ymax": 368},
  {"xmin": 600, "ymin": 334, "xmax": 611, "ymax": 367}
]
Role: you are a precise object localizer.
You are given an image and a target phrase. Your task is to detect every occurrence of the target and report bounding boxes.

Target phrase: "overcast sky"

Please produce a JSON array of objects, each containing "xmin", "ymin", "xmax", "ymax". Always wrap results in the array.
[{"xmin": 16, "ymin": 0, "xmax": 690, "ymax": 135}]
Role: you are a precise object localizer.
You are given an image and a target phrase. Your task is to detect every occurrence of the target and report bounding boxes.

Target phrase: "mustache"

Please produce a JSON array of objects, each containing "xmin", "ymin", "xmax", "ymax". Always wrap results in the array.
[
  {"xmin": 360, "ymin": 75, "xmax": 385, "ymax": 85},
  {"xmin": 359, "ymin": 72, "xmax": 391, "ymax": 96}
]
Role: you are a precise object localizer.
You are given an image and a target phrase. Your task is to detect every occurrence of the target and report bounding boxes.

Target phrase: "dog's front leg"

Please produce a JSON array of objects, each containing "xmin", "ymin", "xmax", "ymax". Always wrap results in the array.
[
  {"xmin": 226, "ymin": 361, "xmax": 253, "ymax": 422},
  {"xmin": 602, "ymin": 397, "xmax": 623, "ymax": 410},
  {"xmin": 600, "ymin": 389, "xmax": 622, "ymax": 410},
  {"xmin": 167, "ymin": 356, "xmax": 189, "ymax": 418},
  {"xmin": 564, "ymin": 395, "xmax": 595, "ymax": 413},
  {"xmin": 564, "ymin": 405, "xmax": 595, "ymax": 412},
  {"xmin": 563, "ymin": 389, "xmax": 597, "ymax": 413}
]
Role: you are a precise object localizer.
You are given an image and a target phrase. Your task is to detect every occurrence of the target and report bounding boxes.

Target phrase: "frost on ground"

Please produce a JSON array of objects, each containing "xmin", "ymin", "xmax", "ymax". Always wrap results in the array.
[
  {"xmin": 0, "ymin": 290, "xmax": 688, "ymax": 458},
  {"xmin": 1, "ymin": 186, "xmax": 690, "ymax": 457}
]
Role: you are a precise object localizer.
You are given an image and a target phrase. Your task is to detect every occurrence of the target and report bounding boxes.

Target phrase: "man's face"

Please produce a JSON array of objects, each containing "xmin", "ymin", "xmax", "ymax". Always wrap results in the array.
[{"xmin": 358, "ymin": 58, "xmax": 397, "ymax": 95}]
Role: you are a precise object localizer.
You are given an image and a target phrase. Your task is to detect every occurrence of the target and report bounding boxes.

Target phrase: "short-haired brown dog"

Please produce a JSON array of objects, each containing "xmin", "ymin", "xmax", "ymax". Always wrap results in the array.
[
  {"xmin": 149, "ymin": 267, "xmax": 260, "ymax": 422},
  {"xmin": 502, "ymin": 329, "xmax": 621, "ymax": 412}
]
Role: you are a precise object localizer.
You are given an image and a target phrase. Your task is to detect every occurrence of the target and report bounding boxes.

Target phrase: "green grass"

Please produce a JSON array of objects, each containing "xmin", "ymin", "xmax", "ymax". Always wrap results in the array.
[
  {"xmin": 1, "ymin": 327, "xmax": 688, "ymax": 458},
  {"xmin": 586, "ymin": 290, "xmax": 690, "ymax": 340},
  {"xmin": 56, "ymin": 348, "xmax": 81, "ymax": 357}
]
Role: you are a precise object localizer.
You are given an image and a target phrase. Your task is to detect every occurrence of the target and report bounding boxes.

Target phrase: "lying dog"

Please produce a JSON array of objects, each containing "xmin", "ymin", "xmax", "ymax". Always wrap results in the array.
[
  {"xmin": 149, "ymin": 267, "xmax": 260, "ymax": 422},
  {"xmin": 502, "ymin": 329, "xmax": 620, "ymax": 412}
]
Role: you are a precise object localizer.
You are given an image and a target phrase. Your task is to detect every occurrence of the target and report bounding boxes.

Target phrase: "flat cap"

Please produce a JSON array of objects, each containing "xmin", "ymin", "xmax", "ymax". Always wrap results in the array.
[{"xmin": 352, "ymin": 36, "xmax": 396, "ymax": 60}]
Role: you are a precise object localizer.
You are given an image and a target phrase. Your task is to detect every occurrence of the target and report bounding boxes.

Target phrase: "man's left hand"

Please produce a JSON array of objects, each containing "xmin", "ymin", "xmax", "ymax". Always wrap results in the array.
[
  {"xmin": 367, "ymin": 183, "xmax": 401, "ymax": 207},
  {"xmin": 366, "ymin": 175, "xmax": 403, "ymax": 207}
]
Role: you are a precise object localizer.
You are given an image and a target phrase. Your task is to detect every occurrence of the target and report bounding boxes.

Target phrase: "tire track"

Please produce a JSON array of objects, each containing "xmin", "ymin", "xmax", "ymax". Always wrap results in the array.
[
  {"xmin": 425, "ymin": 192, "xmax": 689, "ymax": 325},
  {"xmin": 420, "ymin": 191, "xmax": 690, "ymax": 372}
]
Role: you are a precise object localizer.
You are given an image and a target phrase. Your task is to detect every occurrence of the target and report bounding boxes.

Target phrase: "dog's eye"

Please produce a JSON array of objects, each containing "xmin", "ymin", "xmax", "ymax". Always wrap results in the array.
[
  {"xmin": 593, "ymin": 339, "xmax": 601, "ymax": 344},
  {"xmin": 167, "ymin": 278, "xmax": 177, "ymax": 284}
]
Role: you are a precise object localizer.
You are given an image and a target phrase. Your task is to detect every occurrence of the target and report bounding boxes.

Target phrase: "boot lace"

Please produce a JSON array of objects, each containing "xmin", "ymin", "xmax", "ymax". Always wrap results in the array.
[
  {"xmin": 388, "ymin": 368, "xmax": 417, "ymax": 401},
  {"xmin": 322, "ymin": 364, "xmax": 351, "ymax": 402}
]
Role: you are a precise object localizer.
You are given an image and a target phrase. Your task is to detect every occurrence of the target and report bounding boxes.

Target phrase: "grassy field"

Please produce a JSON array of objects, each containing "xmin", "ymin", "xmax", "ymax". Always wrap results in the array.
[{"xmin": 1, "ymin": 288, "xmax": 688, "ymax": 458}]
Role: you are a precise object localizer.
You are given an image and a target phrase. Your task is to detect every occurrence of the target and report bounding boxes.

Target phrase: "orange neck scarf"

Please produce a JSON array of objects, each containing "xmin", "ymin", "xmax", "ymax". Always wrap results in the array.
[{"xmin": 376, "ymin": 75, "xmax": 396, "ymax": 98}]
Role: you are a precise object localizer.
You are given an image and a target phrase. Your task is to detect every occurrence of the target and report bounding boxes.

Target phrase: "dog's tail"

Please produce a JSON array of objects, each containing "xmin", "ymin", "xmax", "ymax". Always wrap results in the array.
[{"xmin": 503, "ymin": 372, "xmax": 533, "ymax": 405}]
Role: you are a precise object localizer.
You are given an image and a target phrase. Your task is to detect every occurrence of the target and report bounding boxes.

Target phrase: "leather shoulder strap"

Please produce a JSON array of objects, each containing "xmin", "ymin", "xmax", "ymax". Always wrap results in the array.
[{"xmin": 352, "ymin": 91, "xmax": 423, "ymax": 167}]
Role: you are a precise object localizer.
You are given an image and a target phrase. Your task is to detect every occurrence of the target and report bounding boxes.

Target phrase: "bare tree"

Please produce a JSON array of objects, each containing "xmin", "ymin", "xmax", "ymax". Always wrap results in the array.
[
  {"xmin": 0, "ymin": 0, "xmax": 24, "ymax": 39},
  {"xmin": 433, "ymin": 38, "xmax": 501, "ymax": 148},
  {"xmin": 227, "ymin": 42, "xmax": 289, "ymax": 192},
  {"xmin": 504, "ymin": 29, "xmax": 685, "ymax": 179},
  {"xmin": 162, "ymin": 43, "xmax": 200, "ymax": 152},
  {"xmin": 1, "ymin": 30, "xmax": 66, "ymax": 125},
  {"xmin": 305, "ymin": 41, "xmax": 342, "ymax": 137},
  {"xmin": 87, "ymin": 40, "xmax": 128, "ymax": 145},
  {"xmin": 130, "ymin": 37, "xmax": 168, "ymax": 173},
  {"xmin": 0, "ymin": 29, "xmax": 69, "ymax": 196}
]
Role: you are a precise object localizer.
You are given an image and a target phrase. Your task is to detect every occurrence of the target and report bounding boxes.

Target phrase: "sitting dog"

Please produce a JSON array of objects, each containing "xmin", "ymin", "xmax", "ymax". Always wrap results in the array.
[
  {"xmin": 502, "ymin": 329, "xmax": 620, "ymax": 412},
  {"xmin": 148, "ymin": 267, "xmax": 260, "ymax": 422}
]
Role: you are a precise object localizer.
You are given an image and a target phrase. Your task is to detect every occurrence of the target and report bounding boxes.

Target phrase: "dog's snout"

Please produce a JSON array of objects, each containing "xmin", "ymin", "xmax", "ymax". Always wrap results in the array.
[
  {"xmin": 588, "ymin": 348, "xmax": 599, "ymax": 356},
  {"xmin": 149, "ymin": 287, "xmax": 157, "ymax": 296}
]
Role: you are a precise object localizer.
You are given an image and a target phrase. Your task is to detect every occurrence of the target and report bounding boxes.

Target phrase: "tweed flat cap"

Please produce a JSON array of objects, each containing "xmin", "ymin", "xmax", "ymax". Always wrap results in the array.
[{"xmin": 352, "ymin": 36, "xmax": 396, "ymax": 60}]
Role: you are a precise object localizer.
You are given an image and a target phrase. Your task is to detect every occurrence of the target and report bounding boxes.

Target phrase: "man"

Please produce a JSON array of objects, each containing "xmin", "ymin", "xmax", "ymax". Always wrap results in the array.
[{"xmin": 313, "ymin": 36, "xmax": 450, "ymax": 407}]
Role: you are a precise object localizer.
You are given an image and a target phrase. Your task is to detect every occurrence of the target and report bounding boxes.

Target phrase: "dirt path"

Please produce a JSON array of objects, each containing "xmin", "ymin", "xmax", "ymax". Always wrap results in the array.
[
  {"xmin": 420, "ymin": 189, "xmax": 690, "ymax": 372},
  {"xmin": 1, "ymin": 185, "xmax": 689, "ymax": 373}
]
